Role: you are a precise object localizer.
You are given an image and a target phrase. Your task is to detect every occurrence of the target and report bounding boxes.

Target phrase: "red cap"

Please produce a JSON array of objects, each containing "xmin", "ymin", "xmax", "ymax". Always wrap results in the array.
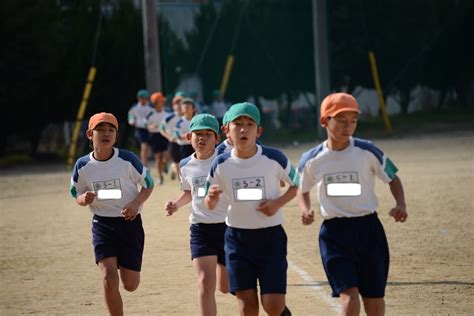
[
  {"xmin": 151, "ymin": 92, "xmax": 166, "ymax": 103},
  {"xmin": 88, "ymin": 112, "xmax": 119, "ymax": 130},
  {"xmin": 320, "ymin": 93, "xmax": 361, "ymax": 117}
]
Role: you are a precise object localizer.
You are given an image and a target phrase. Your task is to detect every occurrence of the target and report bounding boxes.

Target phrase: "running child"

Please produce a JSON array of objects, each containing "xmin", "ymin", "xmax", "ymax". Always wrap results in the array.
[
  {"xmin": 297, "ymin": 92, "xmax": 408, "ymax": 316},
  {"xmin": 174, "ymin": 98, "xmax": 197, "ymax": 160},
  {"xmin": 70, "ymin": 112, "xmax": 154, "ymax": 315},
  {"xmin": 147, "ymin": 91, "xmax": 169, "ymax": 184},
  {"xmin": 205, "ymin": 102, "xmax": 299, "ymax": 316},
  {"xmin": 160, "ymin": 94, "xmax": 183, "ymax": 180},
  {"xmin": 164, "ymin": 114, "xmax": 229, "ymax": 316},
  {"xmin": 128, "ymin": 89, "xmax": 154, "ymax": 166}
]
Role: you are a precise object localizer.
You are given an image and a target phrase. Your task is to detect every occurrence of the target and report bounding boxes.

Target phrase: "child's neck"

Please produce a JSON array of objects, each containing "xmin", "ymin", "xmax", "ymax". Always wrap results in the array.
[
  {"xmin": 195, "ymin": 149, "xmax": 215, "ymax": 160},
  {"xmin": 93, "ymin": 147, "xmax": 114, "ymax": 161},
  {"xmin": 234, "ymin": 144, "xmax": 257, "ymax": 159},
  {"xmin": 327, "ymin": 138, "xmax": 350, "ymax": 151}
]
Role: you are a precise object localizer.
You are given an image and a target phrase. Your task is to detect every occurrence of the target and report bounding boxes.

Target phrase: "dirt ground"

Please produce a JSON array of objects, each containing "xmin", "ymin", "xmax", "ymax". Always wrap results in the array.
[{"xmin": 1, "ymin": 131, "xmax": 473, "ymax": 315}]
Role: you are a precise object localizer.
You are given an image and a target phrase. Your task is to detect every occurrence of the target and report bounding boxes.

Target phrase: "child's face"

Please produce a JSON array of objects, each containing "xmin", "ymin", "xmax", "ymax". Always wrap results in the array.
[
  {"xmin": 172, "ymin": 101, "xmax": 182, "ymax": 113},
  {"xmin": 322, "ymin": 111, "xmax": 358, "ymax": 142},
  {"xmin": 138, "ymin": 97, "xmax": 148, "ymax": 105},
  {"xmin": 181, "ymin": 103, "xmax": 195, "ymax": 118},
  {"xmin": 187, "ymin": 129, "xmax": 218, "ymax": 156},
  {"xmin": 86, "ymin": 122, "xmax": 117, "ymax": 149},
  {"xmin": 228, "ymin": 116, "xmax": 262, "ymax": 151},
  {"xmin": 154, "ymin": 99, "xmax": 165, "ymax": 110}
]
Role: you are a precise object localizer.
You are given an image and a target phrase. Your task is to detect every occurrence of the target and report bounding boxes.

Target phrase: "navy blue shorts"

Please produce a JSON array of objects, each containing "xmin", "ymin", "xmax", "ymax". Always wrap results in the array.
[
  {"xmin": 180, "ymin": 144, "xmax": 194, "ymax": 160},
  {"xmin": 92, "ymin": 214, "xmax": 145, "ymax": 272},
  {"xmin": 319, "ymin": 212, "xmax": 389, "ymax": 298},
  {"xmin": 135, "ymin": 128, "xmax": 150, "ymax": 144},
  {"xmin": 225, "ymin": 225, "xmax": 288, "ymax": 295},
  {"xmin": 169, "ymin": 142, "xmax": 181, "ymax": 163},
  {"xmin": 149, "ymin": 132, "xmax": 169, "ymax": 153},
  {"xmin": 190, "ymin": 223, "xmax": 227, "ymax": 266}
]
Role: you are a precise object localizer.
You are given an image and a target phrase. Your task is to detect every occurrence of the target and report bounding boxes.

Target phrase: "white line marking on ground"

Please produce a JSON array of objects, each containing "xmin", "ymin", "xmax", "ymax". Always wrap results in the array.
[{"xmin": 288, "ymin": 259, "xmax": 341, "ymax": 314}]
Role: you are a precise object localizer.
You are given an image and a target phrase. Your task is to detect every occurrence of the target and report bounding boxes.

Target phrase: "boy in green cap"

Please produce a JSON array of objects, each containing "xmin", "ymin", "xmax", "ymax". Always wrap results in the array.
[
  {"xmin": 205, "ymin": 102, "xmax": 298, "ymax": 316},
  {"xmin": 165, "ymin": 114, "xmax": 229, "ymax": 316}
]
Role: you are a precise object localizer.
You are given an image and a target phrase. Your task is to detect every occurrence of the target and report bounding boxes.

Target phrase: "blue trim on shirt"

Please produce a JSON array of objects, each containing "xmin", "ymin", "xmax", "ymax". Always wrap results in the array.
[
  {"xmin": 164, "ymin": 113, "xmax": 176, "ymax": 123},
  {"xmin": 175, "ymin": 118, "xmax": 184, "ymax": 128},
  {"xmin": 209, "ymin": 152, "xmax": 231, "ymax": 177},
  {"xmin": 298, "ymin": 144, "xmax": 323, "ymax": 172},
  {"xmin": 353, "ymin": 138, "xmax": 384, "ymax": 165},
  {"xmin": 118, "ymin": 149, "xmax": 144, "ymax": 174},
  {"xmin": 72, "ymin": 155, "xmax": 91, "ymax": 182},
  {"xmin": 261, "ymin": 146, "xmax": 288, "ymax": 169},
  {"xmin": 180, "ymin": 154, "xmax": 193, "ymax": 168},
  {"xmin": 216, "ymin": 142, "xmax": 228, "ymax": 155}
]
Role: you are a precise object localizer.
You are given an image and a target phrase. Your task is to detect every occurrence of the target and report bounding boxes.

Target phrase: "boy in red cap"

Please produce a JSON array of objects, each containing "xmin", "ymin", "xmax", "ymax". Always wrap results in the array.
[
  {"xmin": 147, "ymin": 92, "xmax": 169, "ymax": 184},
  {"xmin": 70, "ymin": 112, "xmax": 154, "ymax": 315},
  {"xmin": 297, "ymin": 93, "xmax": 407, "ymax": 315}
]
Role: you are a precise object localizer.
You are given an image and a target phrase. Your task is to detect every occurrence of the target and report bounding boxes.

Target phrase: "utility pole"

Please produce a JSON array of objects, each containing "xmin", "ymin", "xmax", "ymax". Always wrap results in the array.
[
  {"xmin": 312, "ymin": 0, "xmax": 330, "ymax": 139},
  {"xmin": 142, "ymin": 0, "xmax": 162, "ymax": 92}
]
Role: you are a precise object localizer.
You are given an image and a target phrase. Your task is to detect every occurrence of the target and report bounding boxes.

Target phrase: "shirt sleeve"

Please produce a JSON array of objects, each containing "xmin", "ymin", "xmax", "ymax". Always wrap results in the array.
[
  {"xmin": 368, "ymin": 144, "xmax": 398, "ymax": 183},
  {"xmin": 298, "ymin": 157, "xmax": 317, "ymax": 194}
]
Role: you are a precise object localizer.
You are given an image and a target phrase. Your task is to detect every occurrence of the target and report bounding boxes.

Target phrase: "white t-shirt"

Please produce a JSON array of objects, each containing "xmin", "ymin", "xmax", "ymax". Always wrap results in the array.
[
  {"xmin": 174, "ymin": 118, "xmax": 191, "ymax": 145},
  {"xmin": 298, "ymin": 137, "xmax": 398, "ymax": 219},
  {"xmin": 216, "ymin": 139, "xmax": 233, "ymax": 155},
  {"xmin": 160, "ymin": 112, "xmax": 181, "ymax": 142},
  {"xmin": 180, "ymin": 151, "xmax": 228, "ymax": 224},
  {"xmin": 146, "ymin": 109, "xmax": 167, "ymax": 133},
  {"xmin": 70, "ymin": 148, "xmax": 154, "ymax": 217},
  {"xmin": 206, "ymin": 144, "xmax": 299, "ymax": 229},
  {"xmin": 128, "ymin": 103, "xmax": 154, "ymax": 129}
]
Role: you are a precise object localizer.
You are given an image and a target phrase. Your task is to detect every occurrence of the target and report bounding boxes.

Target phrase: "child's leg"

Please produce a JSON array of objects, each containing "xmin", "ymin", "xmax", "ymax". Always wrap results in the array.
[
  {"xmin": 193, "ymin": 256, "xmax": 218, "ymax": 316},
  {"xmin": 98, "ymin": 257, "xmax": 123, "ymax": 316},
  {"xmin": 236, "ymin": 289, "xmax": 259, "ymax": 316},
  {"xmin": 216, "ymin": 263, "xmax": 229, "ymax": 294},
  {"xmin": 155, "ymin": 152, "xmax": 164, "ymax": 183},
  {"xmin": 261, "ymin": 293, "xmax": 286, "ymax": 316},
  {"xmin": 362, "ymin": 297, "xmax": 385, "ymax": 316},
  {"xmin": 119, "ymin": 266, "xmax": 140, "ymax": 292},
  {"xmin": 140, "ymin": 142, "xmax": 150, "ymax": 166},
  {"xmin": 340, "ymin": 287, "xmax": 361, "ymax": 316}
]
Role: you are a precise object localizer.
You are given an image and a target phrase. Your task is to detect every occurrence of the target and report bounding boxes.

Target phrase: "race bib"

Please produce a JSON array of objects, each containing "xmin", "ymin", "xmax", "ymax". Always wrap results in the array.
[
  {"xmin": 232, "ymin": 177, "xmax": 265, "ymax": 201},
  {"xmin": 192, "ymin": 176, "xmax": 207, "ymax": 199},
  {"xmin": 324, "ymin": 172, "xmax": 361, "ymax": 196},
  {"xmin": 93, "ymin": 179, "xmax": 123, "ymax": 200}
]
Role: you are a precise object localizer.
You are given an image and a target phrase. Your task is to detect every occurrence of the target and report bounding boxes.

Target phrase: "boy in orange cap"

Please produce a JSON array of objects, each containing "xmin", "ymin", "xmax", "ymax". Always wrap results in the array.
[
  {"xmin": 147, "ymin": 92, "xmax": 169, "ymax": 184},
  {"xmin": 297, "ymin": 92, "xmax": 407, "ymax": 315},
  {"xmin": 70, "ymin": 112, "xmax": 154, "ymax": 315}
]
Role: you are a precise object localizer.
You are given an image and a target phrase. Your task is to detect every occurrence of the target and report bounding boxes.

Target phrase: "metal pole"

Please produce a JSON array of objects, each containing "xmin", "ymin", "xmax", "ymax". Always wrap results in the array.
[
  {"xmin": 312, "ymin": 0, "xmax": 330, "ymax": 139},
  {"xmin": 142, "ymin": 0, "xmax": 162, "ymax": 92}
]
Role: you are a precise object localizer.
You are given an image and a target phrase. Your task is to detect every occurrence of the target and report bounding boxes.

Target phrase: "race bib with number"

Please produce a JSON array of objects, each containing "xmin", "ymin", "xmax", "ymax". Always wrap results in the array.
[
  {"xmin": 93, "ymin": 179, "xmax": 123, "ymax": 200},
  {"xmin": 232, "ymin": 177, "xmax": 265, "ymax": 201},
  {"xmin": 324, "ymin": 172, "xmax": 361, "ymax": 196}
]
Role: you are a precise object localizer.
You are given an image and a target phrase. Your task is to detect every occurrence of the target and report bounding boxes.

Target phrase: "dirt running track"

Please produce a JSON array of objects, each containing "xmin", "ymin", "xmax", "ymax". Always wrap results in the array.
[{"xmin": 1, "ymin": 131, "xmax": 473, "ymax": 315}]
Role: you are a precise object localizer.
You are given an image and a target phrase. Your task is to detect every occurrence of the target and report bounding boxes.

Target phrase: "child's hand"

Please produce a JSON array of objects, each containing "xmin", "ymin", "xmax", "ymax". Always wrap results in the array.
[
  {"xmin": 165, "ymin": 201, "xmax": 178, "ymax": 216},
  {"xmin": 122, "ymin": 201, "xmax": 140, "ymax": 221},
  {"xmin": 389, "ymin": 204, "xmax": 408, "ymax": 223},
  {"xmin": 207, "ymin": 185, "xmax": 222, "ymax": 202},
  {"xmin": 301, "ymin": 209, "xmax": 315, "ymax": 225},
  {"xmin": 80, "ymin": 191, "xmax": 97, "ymax": 205},
  {"xmin": 256, "ymin": 200, "xmax": 279, "ymax": 217}
]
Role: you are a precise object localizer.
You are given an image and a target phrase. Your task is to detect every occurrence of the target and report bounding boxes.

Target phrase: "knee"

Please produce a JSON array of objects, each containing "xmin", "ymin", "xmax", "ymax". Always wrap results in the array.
[
  {"xmin": 123, "ymin": 279, "xmax": 139, "ymax": 292},
  {"xmin": 197, "ymin": 276, "xmax": 215, "ymax": 295},
  {"xmin": 102, "ymin": 270, "xmax": 120, "ymax": 291},
  {"xmin": 263, "ymin": 304, "xmax": 286, "ymax": 316},
  {"xmin": 341, "ymin": 289, "xmax": 360, "ymax": 309}
]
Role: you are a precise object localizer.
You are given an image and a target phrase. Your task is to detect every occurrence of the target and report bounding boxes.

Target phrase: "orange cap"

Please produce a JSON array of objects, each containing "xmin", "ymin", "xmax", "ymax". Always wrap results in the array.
[
  {"xmin": 320, "ymin": 93, "xmax": 361, "ymax": 117},
  {"xmin": 172, "ymin": 95, "xmax": 183, "ymax": 105},
  {"xmin": 88, "ymin": 112, "xmax": 119, "ymax": 130},
  {"xmin": 151, "ymin": 92, "xmax": 166, "ymax": 103}
]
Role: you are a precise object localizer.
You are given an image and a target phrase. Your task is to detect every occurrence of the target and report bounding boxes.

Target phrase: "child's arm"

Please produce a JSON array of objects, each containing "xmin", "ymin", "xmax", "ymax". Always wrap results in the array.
[
  {"xmin": 204, "ymin": 184, "xmax": 222, "ymax": 210},
  {"xmin": 256, "ymin": 185, "xmax": 298, "ymax": 217},
  {"xmin": 388, "ymin": 175, "xmax": 408, "ymax": 222},
  {"xmin": 165, "ymin": 191, "xmax": 192, "ymax": 216},
  {"xmin": 122, "ymin": 186, "xmax": 154, "ymax": 221},
  {"xmin": 75, "ymin": 191, "xmax": 97, "ymax": 206},
  {"xmin": 297, "ymin": 190, "xmax": 315, "ymax": 225}
]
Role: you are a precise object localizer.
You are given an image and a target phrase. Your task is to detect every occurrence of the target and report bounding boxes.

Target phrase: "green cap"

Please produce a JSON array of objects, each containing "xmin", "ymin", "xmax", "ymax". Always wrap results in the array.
[
  {"xmin": 137, "ymin": 89, "xmax": 149, "ymax": 98},
  {"xmin": 225, "ymin": 102, "xmax": 260, "ymax": 125},
  {"xmin": 189, "ymin": 114, "xmax": 220, "ymax": 134},
  {"xmin": 222, "ymin": 111, "xmax": 229, "ymax": 126},
  {"xmin": 174, "ymin": 91, "xmax": 186, "ymax": 97}
]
